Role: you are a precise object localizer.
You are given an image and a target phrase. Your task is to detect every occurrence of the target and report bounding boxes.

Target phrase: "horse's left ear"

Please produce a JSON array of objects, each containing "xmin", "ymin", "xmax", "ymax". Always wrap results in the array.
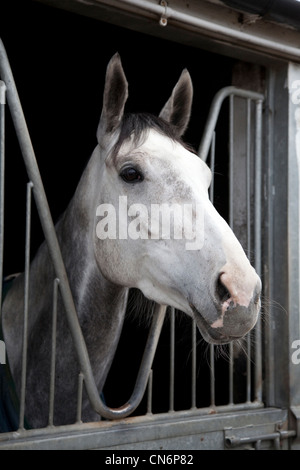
[
  {"xmin": 97, "ymin": 53, "xmax": 128, "ymax": 144},
  {"xmin": 159, "ymin": 69, "xmax": 193, "ymax": 137}
]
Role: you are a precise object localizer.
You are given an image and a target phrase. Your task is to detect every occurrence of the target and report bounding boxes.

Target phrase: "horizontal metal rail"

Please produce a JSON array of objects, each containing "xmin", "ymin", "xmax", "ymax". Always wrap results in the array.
[
  {"xmin": 92, "ymin": 0, "xmax": 300, "ymax": 62},
  {"xmin": 0, "ymin": 37, "xmax": 165, "ymax": 420}
]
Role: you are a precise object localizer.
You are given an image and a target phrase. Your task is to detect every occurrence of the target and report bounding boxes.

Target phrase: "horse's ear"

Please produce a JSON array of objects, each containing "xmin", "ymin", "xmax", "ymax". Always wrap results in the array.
[
  {"xmin": 97, "ymin": 53, "xmax": 128, "ymax": 143},
  {"xmin": 159, "ymin": 69, "xmax": 193, "ymax": 137}
]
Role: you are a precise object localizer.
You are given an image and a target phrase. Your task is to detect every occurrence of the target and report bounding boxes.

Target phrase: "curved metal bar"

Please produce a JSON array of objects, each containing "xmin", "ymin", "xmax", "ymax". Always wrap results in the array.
[
  {"xmin": 95, "ymin": 304, "xmax": 166, "ymax": 419},
  {"xmin": 198, "ymin": 86, "xmax": 264, "ymax": 162},
  {"xmin": 0, "ymin": 37, "xmax": 166, "ymax": 420}
]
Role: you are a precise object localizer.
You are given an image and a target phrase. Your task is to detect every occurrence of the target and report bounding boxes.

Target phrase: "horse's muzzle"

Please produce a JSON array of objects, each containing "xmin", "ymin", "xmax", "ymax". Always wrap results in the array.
[{"xmin": 190, "ymin": 278, "xmax": 261, "ymax": 344}]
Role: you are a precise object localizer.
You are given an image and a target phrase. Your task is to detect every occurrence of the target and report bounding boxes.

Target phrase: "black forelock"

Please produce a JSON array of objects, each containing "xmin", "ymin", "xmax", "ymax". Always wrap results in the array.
[{"xmin": 111, "ymin": 113, "xmax": 195, "ymax": 158}]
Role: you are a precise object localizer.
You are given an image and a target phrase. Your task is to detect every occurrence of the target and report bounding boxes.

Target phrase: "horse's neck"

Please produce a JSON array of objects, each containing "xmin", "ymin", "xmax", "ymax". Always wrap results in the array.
[
  {"xmin": 59, "ymin": 158, "xmax": 128, "ymax": 329},
  {"xmin": 54, "ymin": 159, "xmax": 129, "ymax": 385}
]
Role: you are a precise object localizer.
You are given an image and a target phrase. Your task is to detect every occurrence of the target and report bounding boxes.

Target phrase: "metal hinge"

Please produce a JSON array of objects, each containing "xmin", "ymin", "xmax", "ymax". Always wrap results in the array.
[{"xmin": 224, "ymin": 422, "xmax": 296, "ymax": 449}]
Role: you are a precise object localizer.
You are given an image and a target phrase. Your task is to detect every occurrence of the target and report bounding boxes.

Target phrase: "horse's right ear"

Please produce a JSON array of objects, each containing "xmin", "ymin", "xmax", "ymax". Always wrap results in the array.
[
  {"xmin": 97, "ymin": 53, "xmax": 128, "ymax": 144},
  {"xmin": 159, "ymin": 69, "xmax": 193, "ymax": 137}
]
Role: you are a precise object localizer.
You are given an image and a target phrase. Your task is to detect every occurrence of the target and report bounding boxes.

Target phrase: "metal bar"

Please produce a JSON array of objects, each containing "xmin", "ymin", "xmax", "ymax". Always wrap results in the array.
[
  {"xmin": 228, "ymin": 97, "xmax": 234, "ymax": 405},
  {"xmin": 254, "ymin": 100, "xmax": 263, "ymax": 403},
  {"xmin": 48, "ymin": 278, "xmax": 60, "ymax": 427},
  {"xmin": 191, "ymin": 319, "xmax": 197, "ymax": 409},
  {"xmin": 228, "ymin": 342, "xmax": 234, "ymax": 405},
  {"xmin": 0, "ymin": 38, "xmax": 166, "ymax": 421},
  {"xmin": 169, "ymin": 307, "xmax": 175, "ymax": 412},
  {"xmin": 96, "ymin": 303, "xmax": 166, "ymax": 419},
  {"xmin": 76, "ymin": 372, "xmax": 84, "ymax": 423},
  {"xmin": 96, "ymin": 0, "xmax": 300, "ymax": 62},
  {"xmin": 147, "ymin": 370, "xmax": 153, "ymax": 415},
  {"xmin": 0, "ymin": 81, "xmax": 6, "ymax": 314},
  {"xmin": 254, "ymin": 101, "xmax": 263, "ymax": 277},
  {"xmin": 225, "ymin": 429, "xmax": 296, "ymax": 448},
  {"xmin": 229, "ymin": 94, "xmax": 234, "ymax": 229},
  {"xmin": 246, "ymin": 98, "xmax": 251, "ymax": 256},
  {"xmin": 246, "ymin": 99, "xmax": 252, "ymax": 403},
  {"xmin": 208, "ymin": 136, "xmax": 215, "ymax": 409},
  {"xmin": 19, "ymin": 181, "xmax": 33, "ymax": 430},
  {"xmin": 198, "ymin": 87, "xmax": 264, "ymax": 162},
  {"xmin": 0, "ymin": 400, "xmax": 266, "ymax": 445},
  {"xmin": 246, "ymin": 335, "xmax": 251, "ymax": 403},
  {"xmin": 209, "ymin": 131, "xmax": 215, "ymax": 201},
  {"xmin": 209, "ymin": 344, "xmax": 215, "ymax": 407}
]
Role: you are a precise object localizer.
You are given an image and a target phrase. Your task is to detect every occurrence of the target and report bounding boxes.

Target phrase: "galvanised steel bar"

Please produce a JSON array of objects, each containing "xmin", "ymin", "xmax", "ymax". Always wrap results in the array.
[
  {"xmin": 228, "ymin": 96, "xmax": 234, "ymax": 405},
  {"xmin": 254, "ymin": 99, "xmax": 263, "ymax": 403},
  {"xmin": 19, "ymin": 181, "xmax": 33, "ymax": 430},
  {"xmin": 0, "ymin": 38, "xmax": 166, "ymax": 420},
  {"xmin": 191, "ymin": 318, "xmax": 197, "ymax": 409},
  {"xmin": 208, "ymin": 143, "xmax": 215, "ymax": 408},
  {"xmin": 96, "ymin": 304, "xmax": 166, "ymax": 419},
  {"xmin": 96, "ymin": 0, "xmax": 300, "ymax": 62},
  {"xmin": 169, "ymin": 307, "xmax": 175, "ymax": 412},
  {"xmin": 209, "ymin": 344, "xmax": 215, "ymax": 407},
  {"xmin": 208, "ymin": 132, "xmax": 215, "ymax": 203},
  {"xmin": 0, "ymin": 81, "xmax": 6, "ymax": 318},
  {"xmin": 48, "ymin": 278, "xmax": 59, "ymax": 427},
  {"xmin": 246, "ymin": 99, "xmax": 252, "ymax": 403},
  {"xmin": 76, "ymin": 373, "xmax": 84, "ymax": 424},
  {"xmin": 228, "ymin": 342, "xmax": 234, "ymax": 405},
  {"xmin": 146, "ymin": 370, "xmax": 153, "ymax": 415},
  {"xmin": 198, "ymin": 87, "xmax": 264, "ymax": 162}
]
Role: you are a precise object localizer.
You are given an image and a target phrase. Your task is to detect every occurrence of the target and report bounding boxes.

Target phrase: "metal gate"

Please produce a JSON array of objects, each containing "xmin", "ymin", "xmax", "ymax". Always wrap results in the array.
[{"xmin": 0, "ymin": 38, "xmax": 297, "ymax": 449}]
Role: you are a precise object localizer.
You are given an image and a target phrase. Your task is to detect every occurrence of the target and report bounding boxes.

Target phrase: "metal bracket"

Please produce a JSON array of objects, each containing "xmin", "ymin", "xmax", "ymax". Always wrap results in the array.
[
  {"xmin": 224, "ymin": 422, "xmax": 296, "ymax": 449},
  {"xmin": 159, "ymin": 0, "xmax": 169, "ymax": 27}
]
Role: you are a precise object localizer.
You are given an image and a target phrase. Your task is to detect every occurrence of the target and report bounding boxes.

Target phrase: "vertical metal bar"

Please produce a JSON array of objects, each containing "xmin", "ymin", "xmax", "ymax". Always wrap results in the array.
[
  {"xmin": 228, "ymin": 95, "xmax": 234, "ymax": 405},
  {"xmin": 48, "ymin": 278, "xmax": 59, "ymax": 426},
  {"xmin": 210, "ymin": 344, "xmax": 215, "ymax": 407},
  {"xmin": 209, "ymin": 131, "xmax": 216, "ymax": 408},
  {"xmin": 246, "ymin": 335, "xmax": 251, "ymax": 403},
  {"xmin": 19, "ymin": 180, "xmax": 33, "ymax": 430},
  {"xmin": 169, "ymin": 307, "xmax": 175, "ymax": 412},
  {"xmin": 209, "ymin": 131, "xmax": 216, "ymax": 202},
  {"xmin": 191, "ymin": 319, "xmax": 197, "ymax": 409},
  {"xmin": 229, "ymin": 94, "xmax": 234, "ymax": 229},
  {"xmin": 246, "ymin": 98, "xmax": 252, "ymax": 403},
  {"xmin": 0, "ymin": 81, "xmax": 6, "ymax": 312},
  {"xmin": 229, "ymin": 342, "xmax": 234, "ymax": 405},
  {"xmin": 76, "ymin": 372, "xmax": 84, "ymax": 423},
  {"xmin": 254, "ymin": 100, "xmax": 263, "ymax": 402},
  {"xmin": 147, "ymin": 369, "xmax": 153, "ymax": 415},
  {"xmin": 246, "ymin": 99, "xmax": 251, "ymax": 254}
]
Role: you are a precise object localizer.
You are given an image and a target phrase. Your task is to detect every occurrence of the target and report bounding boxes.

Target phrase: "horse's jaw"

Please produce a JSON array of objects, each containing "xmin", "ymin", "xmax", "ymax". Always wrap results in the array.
[{"xmin": 135, "ymin": 253, "xmax": 261, "ymax": 345}]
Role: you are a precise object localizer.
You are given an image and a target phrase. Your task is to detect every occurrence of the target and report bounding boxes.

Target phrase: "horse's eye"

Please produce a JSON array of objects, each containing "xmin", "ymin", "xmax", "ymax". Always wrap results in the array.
[{"xmin": 120, "ymin": 167, "xmax": 144, "ymax": 183}]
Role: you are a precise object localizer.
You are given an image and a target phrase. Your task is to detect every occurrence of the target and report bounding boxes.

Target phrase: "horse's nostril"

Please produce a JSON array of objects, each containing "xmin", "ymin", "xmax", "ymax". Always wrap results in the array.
[{"xmin": 216, "ymin": 274, "xmax": 231, "ymax": 304}]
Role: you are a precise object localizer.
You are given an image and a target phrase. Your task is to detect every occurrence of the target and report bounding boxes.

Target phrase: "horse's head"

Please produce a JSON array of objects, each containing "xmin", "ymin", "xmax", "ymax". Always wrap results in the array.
[{"xmin": 92, "ymin": 53, "xmax": 261, "ymax": 344}]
